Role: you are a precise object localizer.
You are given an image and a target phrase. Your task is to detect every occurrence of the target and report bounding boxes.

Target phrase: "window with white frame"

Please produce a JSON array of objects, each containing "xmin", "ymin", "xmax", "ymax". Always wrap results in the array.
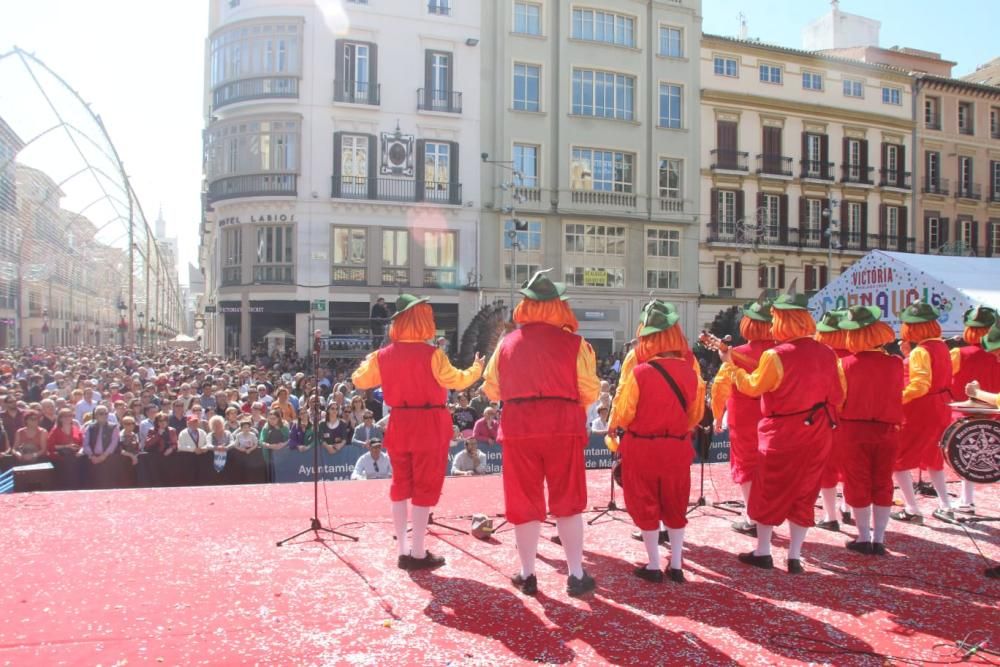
[
  {"xmin": 960, "ymin": 219, "xmax": 974, "ymax": 248},
  {"xmin": 564, "ymin": 223, "xmax": 626, "ymax": 255},
  {"xmin": 959, "ymin": 155, "xmax": 973, "ymax": 194},
  {"xmin": 513, "ymin": 63, "xmax": 540, "ymax": 111},
  {"xmin": 927, "ymin": 151, "xmax": 940, "ymax": 188},
  {"xmin": 254, "ymin": 225, "xmax": 294, "ymax": 284},
  {"xmin": 762, "ymin": 194, "xmax": 780, "ymax": 239},
  {"xmin": 658, "ymin": 83, "xmax": 682, "ymax": 128},
  {"xmin": 571, "ymin": 8, "xmax": 635, "ymax": 47},
  {"xmin": 802, "ymin": 71, "xmax": 823, "ymax": 91},
  {"xmin": 659, "ymin": 26, "xmax": 682, "ymax": 57},
  {"xmin": 645, "ymin": 226, "xmax": 682, "ymax": 291},
  {"xmin": 427, "ymin": 0, "xmax": 450, "ymax": 16},
  {"xmin": 423, "ymin": 230, "xmax": 456, "ymax": 286},
  {"xmin": 843, "ymin": 78, "xmax": 863, "ymax": 98},
  {"xmin": 565, "ymin": 266, "xmax": 625, "ymax": 288},
  {"xmin": 571, "ymin": 69, "xmax": 634, "ymax": 120},
  {"xmin": 925, "ymin": 97, "xmax": 941, "ymax": 127},
  {"xmin": 886, "ymin": 144, "xmax": 899, "ymax": 176},
  {"xmin": 959, "ymin": 102, "xmax": 974, "ymax": 135},
  {"xmin": 382, "ymin": 229, "xmax": 409, "ymax": 286},
  {"xmin": 992, "ymin": 108, "xmax": 1000, "ymax": 138},
  {"xmin": 886, "ymin": 206, "xmax": 899, "ymax": 240},
  {"xmin": 991, "ymin": 222, "xmax": 1000, "ymax": 256},
  {"xmin": 805, "ymin": 133, "xmax": 822, "ymax": 176},
  {"xmin": 763, "ymin": 264, "xmax": 780, "ymax": 289},
  {"xmin": 658, "ymin": 158, "xmax": 682, "ymax": 200},
  {"xmin": 206, "ymin": 118, "xmax": 299, "ymax": 180},
  {"xmin": 646, "ymin": 227, "xmax": 679, "ymax": 257},
  {"xmin": 342, "ymin": 42, "xmax": 370, "ymax": 96},
  {"xmin": 847, "ymin": 202, "xmax": 863, "ymax": 242},
  {"xmin": 927, "ymin": 217, "xmax": 940, "ymax": 250},
  {"xmin": 504, "ymin": 219, "xmax": 542, "ymax": 250},
  {"xmin": 222, "ymin": 227, "xmax": 242, "ymax": 285},
  {"xmin": 209, "ymin": 21, "xmax": 301, "ymax": 89},
  {"xmin": 646, "ymin": 269, "xmax": 679, "ymax": 289},
  {"xmin": 719, "ymin": 261, "xmax": 737, "ymax": 289},
  {"xmin": 513, "ymin": 1, "xmax": 541, "ymax": 35},
  {"xmin": 505, "ymin": 262, "xmax": 541, "ymax": 286},
  {"xmin": 759, "ymin": 63, "xmax": 782, "ymax": 84},
  {"xmin": 331, "ymin": 227, "xmax": 366, "ymax": 284},
  {"xmin": 340, "ymin": 134, "xmax": 368, "ymax": 194},
  {"xmin": 992, "ymin": 161, "xmax": 1000, "ymax": 197},
  {"xmin": 713, "ymin": 56, "xmax": 738, "ymax": 77},
  {"xmin": 806, "ymin": 199, "xmax": 822, "ymax": 241},
  {"xmin": 804, "ymin": 264, "xmax": 826, "ymax": 290},
  {"xmin": 717, "ymin": 190, "xmax": 736, "ymax": 236},
  {"xmin": 513, "ymin": 144, "xmax": 538, "ymax": 188},
  {"xmin": 882, "ymin": 86, "xmax": 902, "ymax": 105},
  {"xmin": 424, "ymin": 142, "xmax": 450, "ymax": 195},
  {"xmin": 570, "ymin": 148, "xmax": 634, "ymax": 192}
]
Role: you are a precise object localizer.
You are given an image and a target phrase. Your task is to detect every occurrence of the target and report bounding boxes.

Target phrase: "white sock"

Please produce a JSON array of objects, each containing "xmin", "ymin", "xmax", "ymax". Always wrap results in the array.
[
  {"xmin": 514, "ymin": 521, "xmax": 540, "ymax": 578},
  {"xmin": 556, "ymin": 514, "xmax": 585, "ymax": 579},
  {"xmin": 410, "ymin": 505, "xmax": 431, "ymax": 559},
  {"xmin": 788, "ymin": 522, "xmax": 809, "ymax": 560},
  {"xmin": 392, "ymin": 500, "xmax": 409, "ymax": 557},
  {"xmin": 641, "ymin": 530, "xmax": 660, "ymax": 570},
  {"xmin": 928, "ymin": 470, "xmax": 951, "ymax": 509},
  {"xmin": 893, "ymin": 471, "xmax": 920, "ymax": 514},
  {"xmin": 659, "ymin": 521, "xmax": 667, "ymax": 531},
  {"xmin": 754, "ymin": 524, "xmax": 774, "ymax": 557},
  {"xmin": 740, "ymin": 482, "xmax": 754, "ymax": 524},
  {"xmin": 820, "ymin": 487, "xmax": 839, "ymax": 523},
  {"xmin": 667, "ymin": 528, "xmax": 684, "ymax": 570},
  {"xmin": 853, "ymin": 505, "xmax": 872, "ymax": 543},
  {"xmin": 873, "ymin": 505, "xmax": 891, "ymax": 543},
  {"xmin": 961, "ymin": 480, "xmax": 975, "ymax": 506},
  {"xmin": 838, "ymin": 490, "xmax": 850, "ymax": 514}
]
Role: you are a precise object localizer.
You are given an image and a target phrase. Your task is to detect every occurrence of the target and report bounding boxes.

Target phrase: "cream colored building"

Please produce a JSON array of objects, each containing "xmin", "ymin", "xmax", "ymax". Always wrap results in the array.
[
  {"xmin": 478, "ymin": 0, "xmax": 703, "ymax": 354},
  {"xmin": 698, "ymin": 34, "xmax": 914, "ymax": 326}
]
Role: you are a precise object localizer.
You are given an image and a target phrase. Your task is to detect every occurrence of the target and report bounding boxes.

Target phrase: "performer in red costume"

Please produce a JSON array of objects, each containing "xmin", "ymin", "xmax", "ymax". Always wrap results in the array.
[
  {"xmin": 353, "ymin": 295, "xmax": 484, "ymax": 570},
  {"xmin": 836, "ymin": 306, "xmax": 904, "ymax": 556},
  {"xmin": 608, "ymin": 302, "xmax": 704, "ymax": 583},
  {"xmin": 722, "ymin": 284, "xmax": 845, "ymax": 574},
  {"xmin": 710, "ymin": 299, "xmax": 775, "ymax": 536},
  {"xmin": 814, "ymin": 310, "xmax": 853, "ymax": 531},
  {"xmin": 891, "ymin": 302, "xmax": 955, "ymax": 524},
  {"xmin": 967, "ymin": 321, "xmax": 1000, "ymax": 408},
  {"xmin": 948, "ymin": 306, "xmax": 999, "ymax": 513},
  {"xmin": 482, "ymin": 270, "xmax": 600, "ymax": 597}
]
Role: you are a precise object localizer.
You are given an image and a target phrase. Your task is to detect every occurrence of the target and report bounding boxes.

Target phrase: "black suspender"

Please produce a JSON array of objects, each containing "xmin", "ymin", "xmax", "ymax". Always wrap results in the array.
[{"xmin": 646, "ymin": 360, "xmax": 688, "ymax": 413}]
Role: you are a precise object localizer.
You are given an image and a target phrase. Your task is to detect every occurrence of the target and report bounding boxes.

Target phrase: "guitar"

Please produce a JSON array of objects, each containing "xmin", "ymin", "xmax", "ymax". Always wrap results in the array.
[{"xmin": 697, "ymin": 331, "xmax": 754, "ymax": 368}]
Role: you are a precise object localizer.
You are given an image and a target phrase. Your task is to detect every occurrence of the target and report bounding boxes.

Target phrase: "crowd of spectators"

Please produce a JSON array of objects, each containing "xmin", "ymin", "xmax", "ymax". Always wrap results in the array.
[{"xmin": 0, "ymin": 341, "xmax": 627, "ymax": 492}]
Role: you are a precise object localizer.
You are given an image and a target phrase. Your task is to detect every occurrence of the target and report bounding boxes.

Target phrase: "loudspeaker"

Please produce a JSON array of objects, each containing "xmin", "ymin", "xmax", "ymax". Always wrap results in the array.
[{"xmin": 12, "ymin": 461, "xmax": 54, "ymax": 492}]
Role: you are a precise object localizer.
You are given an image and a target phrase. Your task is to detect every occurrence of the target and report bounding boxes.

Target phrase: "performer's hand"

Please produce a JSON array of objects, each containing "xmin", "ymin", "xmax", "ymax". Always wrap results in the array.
[
  {"xmin": 719, "ymin": 347, "xmax": 732, "ymax": 364},
  {"xmin": 473, "ymin": 352, "xmax": 484, "ymax": 366},
  {"xmin": 714, "ymin": 418, "xmax": 724, "ymax": 434},
  {"xmin": 900, "ymin": 340, "xmax": 912, "ymax": 356},
  {"xmin": 966, "ymin": 380, "xmax": 980, "ymax": 400}
]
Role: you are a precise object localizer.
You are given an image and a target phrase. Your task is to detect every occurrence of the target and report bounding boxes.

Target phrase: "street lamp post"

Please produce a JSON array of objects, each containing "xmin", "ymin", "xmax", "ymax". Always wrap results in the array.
[
  {"xmin": 149, "ymin": 317, "xmax": 156, "ymax": 350},
  {"xmin": 137, "ymin": 311, "xmax": 145, "ymax": 350},
  {"xmin": 823, "ymin": 199, "xmax": 842, "ymax": 284},
  {"xmin": 482, "ymin": 153, "xmax": 527, "ymax": 319}
]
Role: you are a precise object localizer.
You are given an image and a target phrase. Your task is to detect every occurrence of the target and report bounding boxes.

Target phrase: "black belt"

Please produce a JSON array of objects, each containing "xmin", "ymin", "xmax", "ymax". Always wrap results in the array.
[
  {"xmin": 840, "ymin": 417, "xmax": 898, "ymax": 427},
  {"xmin": 505, "ymin": 396, "xmax": 579, "ymax": 405},
  {"xmin": 626, "ymin": 430, "xmax": 687, "ymax": 441},
  {"xmin": 768, "ymin": 402, "xmax": 838, "ymax": 430},
  {"xmin": 392, "ymin": 404, "xmax": 447, "ymax": 410}
]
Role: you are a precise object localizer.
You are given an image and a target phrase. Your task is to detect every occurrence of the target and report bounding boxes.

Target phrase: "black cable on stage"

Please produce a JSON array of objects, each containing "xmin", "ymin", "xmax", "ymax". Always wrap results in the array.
[
  {"xmin": 816, "ymin": 563, "xmax": 998, "ymax": 601},
  {"xmin": 769, "ymin": 630, "xmax": 998, "ymax": 666}
]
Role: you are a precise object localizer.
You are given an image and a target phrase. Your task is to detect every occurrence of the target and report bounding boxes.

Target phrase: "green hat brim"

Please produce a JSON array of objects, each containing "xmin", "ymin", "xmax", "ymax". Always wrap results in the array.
[
  {"xmin": 983, "ymin": 337, "xmax": 1000, "ymax": 353},
  {"xmin": 742, "ymin": 302, "xmax": 772, "ymax": 322},
  {"xmin": 772, "ymin": 300, "xmax": 810, "ymax": 311},
  {"xmin": 638, "ymin": 311, "xmax": 680, "ymax": 336},
  {"xmin": 519, "ymin": 281, "xmax": 568, "ymax": 301},
  {"xmin": 838, "ymin": 305, "xmax": 882, "ymax": 330},
  {"xmin": 964, "ymin": 306, "xmax": 997, "ymax": 328},
  {"xmin": 899, "ymin": 312, "xmax": 934, "ymax": 324},
  {"xmin": 390, "ymin": 296, "xmax": 429, "ymax": 319}
]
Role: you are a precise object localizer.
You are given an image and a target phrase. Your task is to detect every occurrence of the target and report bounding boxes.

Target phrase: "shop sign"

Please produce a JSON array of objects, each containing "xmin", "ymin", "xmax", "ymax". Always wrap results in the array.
[
  {"xmin": 583, "ymin": 269, "xmax": 608, "ymax": 287},
  {"xmin": 218, "ymin": 212, "xmax": 296, "ymax": 228},
  {"xmin": 311, "ymin": 300, "xmax": 327, "ymax": 312}
]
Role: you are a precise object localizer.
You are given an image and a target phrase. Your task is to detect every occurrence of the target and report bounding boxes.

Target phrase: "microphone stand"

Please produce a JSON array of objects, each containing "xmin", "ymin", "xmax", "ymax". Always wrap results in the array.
[{"xmin": 278, "ymin": 335, "xmax": 358, "ymax": 546}]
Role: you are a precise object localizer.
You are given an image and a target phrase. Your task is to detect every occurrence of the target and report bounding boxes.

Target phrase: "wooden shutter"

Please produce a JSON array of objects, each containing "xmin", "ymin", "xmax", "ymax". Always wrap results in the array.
[
  {"xmin": 334, "ymin": 40, "xmax": 345, "ymax": 88},
  {"xmin": 734, "ymin": 262, "xmax": 743, "ymax": 289},
  {"xmin": 842, "ymin": 137, "xmax": 850, "ymax": 179},
  {"xmin": 898, "ymin": 206, "xmax": 908, "ymax": 251},
  {"xmin": 820, "ymin": 265, "xmax": 828, "ymax": 288},
  {"xmin": 805, "ymin": 265, "xmax": 816, "ymax": 291},
  {"xmin": 758, "ymin": 264, "xmax": 766, "ymax": 288},
  {"xmin": 448, "ymin": 141, "xmax": 460, "ymax": 204},
  {"xmin": 987, "ymin": 222, "xmax": 997, "ymax": 258},
  {"xmin": 859, "ymin": 203, "xmax": 869, "ymax": 249},
  {"xmin": 368, "ymin": 43, "xmax": 379, "ymax": 104},
  {"xmin": 779, "ymin": 194, "xmax": 789, "ymax": 244},
  {"xmin": 717, "ymin": 261, "xmax": 725, "ymax": 289},
  {"xmin": 763, "ymin": 126, "xmax": 781, "ymax": 155},
  {"xmin": 841, "ymin": 200, "xmax": 849, "ymax": 245},
  {"xmin": 878, "ymin": 204, "xmax": 887, "ymax": 249},
  {"xmin": 446, "ymin": 52, "xmax": 454, "ymax": 96},
  {"xmin": 940, "ymin": 217, "xmax": 950, "ymax": 245},
  {"xmin": 821, "ymin": 197, "xmax": 831, "ymax": 247},
  {"xmin": 897, "ymin": 145, "xmax": 907, "ymax": 187},
  {"xmin": 972, "ymin": 220, "xmax": 980, "ymax": 253},
  {"xmin": 710, "ymin": 188, "xmax": 719, "ymax": 236},
  {"xmin": 778, "ymin": 264, "xmax": 786, "ymax": 288},
  {"xmin": 414, "ymin": 139, "xmax": 426, "ymax": 202},
  {"xmin": 717, "ymin": 121, "xmax": 737, "ymax": 152},
  {"xmin": 736, "ymin": 190, "xmax": 745, "ymax": 224},
  {"xmin": 756, "ymin": 191, "xmax": 764, "ymax": 211},
  {"xmin": 880, "ymin": 142, "xmax": 888, "ymax": 183},
  {"xmin": 860, "ymin": 139, "xmax": 869, "ymax": 173},
  {"xmin": 332, "ymin": 132, "xmax": 343, "ymax": 197},
  {"xmin": 923, "ymin": 216, "xmax": 931, "ymax": 253},
  {"xmin": 366, "ymin": 134, "xmax": 378, "ymax": 199},
  {"xmin": 798, "ymin": 196, "xmax": 806, "ymax": 243},
  {"xmin": 820, "ymin": 135, "xmax": 829, "ymax": 176}
]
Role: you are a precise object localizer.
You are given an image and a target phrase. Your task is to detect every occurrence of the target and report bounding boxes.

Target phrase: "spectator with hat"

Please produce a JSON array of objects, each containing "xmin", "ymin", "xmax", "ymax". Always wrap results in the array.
[{"xmin": 351, "ymin": 439, "xmax": 392, "ymax": 480}]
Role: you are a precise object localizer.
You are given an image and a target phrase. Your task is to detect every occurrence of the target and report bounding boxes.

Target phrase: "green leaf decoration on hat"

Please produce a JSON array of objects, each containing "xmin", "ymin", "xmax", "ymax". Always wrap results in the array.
[
  {"xmin": 771, "ymin": 277, "xmax": 810, "ymax": 310},
  {"xmin": 519, "ymin": 268, "xmax": 568, "ymax": 302}
]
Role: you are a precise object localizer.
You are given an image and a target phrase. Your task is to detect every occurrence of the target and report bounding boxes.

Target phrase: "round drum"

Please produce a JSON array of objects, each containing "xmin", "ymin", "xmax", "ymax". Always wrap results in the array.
[{"xmin": 940, "ymin": 418, "xmax": 1000, "ymax": 484}]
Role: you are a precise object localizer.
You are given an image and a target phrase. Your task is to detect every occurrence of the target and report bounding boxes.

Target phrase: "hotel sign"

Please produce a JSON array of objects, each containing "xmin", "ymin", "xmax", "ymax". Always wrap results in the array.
[{"xmin": 218, "ymin": 212, "xmax": 296, "ymax": 228}]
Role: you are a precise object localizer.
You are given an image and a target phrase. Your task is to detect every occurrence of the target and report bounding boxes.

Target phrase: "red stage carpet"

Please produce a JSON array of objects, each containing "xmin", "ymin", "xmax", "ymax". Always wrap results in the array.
[{"xmin": 2, "ymin": 468, "xmax": 998, "ymax": 666}]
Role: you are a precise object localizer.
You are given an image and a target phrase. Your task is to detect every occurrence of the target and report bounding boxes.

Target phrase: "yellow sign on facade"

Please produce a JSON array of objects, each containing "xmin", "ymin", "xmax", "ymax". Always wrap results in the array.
[{"xmin": 583, "ymin": 269, "xmax": 608, "ymax": 287}]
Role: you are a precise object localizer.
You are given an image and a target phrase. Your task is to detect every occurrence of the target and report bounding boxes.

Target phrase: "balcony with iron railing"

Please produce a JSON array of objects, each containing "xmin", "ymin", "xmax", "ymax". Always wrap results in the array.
[
  {"xmin": 925, "ymin": 115, "xmax": 941, "ymax": 131},
  {"xmin": 879, "ymin": 169, "xmax": 912, "ymax": 189},
  {"xmin": 381, "ymin": 267, "xmax": 409, "ymax": 287},
  {"xmin": 756, "ymin": 154, "xmax": 793, "ymax": 177},
  {"xmin": 208, "ymin": 173, "xmax": 297, "ymax": 202},
  {"xmin": 331, "ymin": 266, "xmax": 367, "ymax": 286},
  {"xmin": 923, "ymin": 177, "xmax": 950, "ymax": 196},
  {"xmin": 706, "ymin": 224, "xmax": 914, "ymax": 253},
  {"xmin": 841, "ymin": 164, "xmax": 874, "ymax": 185},
  {"xmin": 417, "ymin": 88, "xmax": 462, "ymax": 113},
  {"xmin": 569, "ymin": 189, "xmax": 637, "ymax": 209},
  {"xmin": 955, "ymin": 182, "xmax": 982, "ymax": 200},
  {"xmin": 423, "ymin": 268, "xmax": 458, "ymax": 288},
  {"xmin": 221, "ymin": 266, "xmax": 242, "ymax": 287},
  {"xmin": 333, "ymin": 80, "xmax": 380, "ymax": 105},
  {"xmin": 990, "ymin": 189, "xmax": 1000, "ymax": 204},
  {"xmin": 331, "ymin": 176, "xmax": 462, "ymax": 205},
  {"xmin": 800, "ymin": 160, "xmax": 834, "ymax": 181},
  {"xmin": 427, "ymin": 1, "xmax": 451, "ymax": 15},
  {"xmin": 710, "ymin": 149, "xmax": 749, "ymax": 171},
  {"xmin": 212, "ymin": 77, "xmax": 299, "ymax": 111},
  {"xmin": 252, "ymin": 264, "xmax": 294, "ymax": 285}
]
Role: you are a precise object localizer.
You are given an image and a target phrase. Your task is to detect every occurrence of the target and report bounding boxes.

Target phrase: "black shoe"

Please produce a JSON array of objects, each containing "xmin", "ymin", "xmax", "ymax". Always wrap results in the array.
[
  {"xmin": 667, "ymin": 568, "xmax": 685, "ymax": 584},
  {"xmin": 633, "ymin": 566, "xmax": 663, "ymax": 583},
  {"xmin": 985, "ymin": 566, "xmax": 1000, "ymax": 579},
  {"xmin": 871, "ymin": 543, "xmax": 887, "ymax": 556},
  {"xmin": 787, "ymin": 559, "xmax": 804, "ymax": 575},
  {"xmin": 511, "ymin": 573, "xmax": 537, "ymax": 595},
  {"xmin": 890, "ymin": 510, "xmax": 923, "ymax": 525},
  {"xmin": 932, "ymin": 508, "xmax": 957, "ymax": 524},
  {"xmin": 841, "ymin": 510, "xmax": 854, "ymax": 525},
  {"xmin": 567, "ymin": 571, "xmax": 596, "ymax": 597},
  {"xmin": 550, "ymin": 535, "xmax": 562, "ymax": 545},
  {"xmin": 396, "ymin": 555, "xmax": 411, "ymax": 569},
  {"xmin": 737, "ymin": 552, "xmax": 774, "ymax": 569},
  {"xmin": 731, "ymin": 520, "xmax": 758, "ymax": 537},
  {"xmin": 845, "ymin": 540, "xmax": 873, "ymax": 555},
  {"xmin": 631, "ymin": 529, "xmax": 669, "ymax": 544},
  {"xmin": 815, "ymin": 519, "xmax": 840, "ymax": 532},
  {"xmin": 405, "ymin": 551, "xmax": 445, "ymax": 570}
]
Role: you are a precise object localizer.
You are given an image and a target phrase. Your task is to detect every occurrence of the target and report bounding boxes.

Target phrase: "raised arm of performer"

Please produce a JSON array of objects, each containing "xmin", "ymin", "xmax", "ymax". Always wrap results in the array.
[
  {"xmin": 353, "ymin": 295, "xmax": 483, "ymax": 571},
  {"xmin": 891, "ymin": 302, "xmax": 955, "ymax": 524}
]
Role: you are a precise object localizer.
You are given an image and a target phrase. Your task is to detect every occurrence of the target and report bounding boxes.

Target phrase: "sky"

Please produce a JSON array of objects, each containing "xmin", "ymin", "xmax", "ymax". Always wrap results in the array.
[{"xmin": 0, "ymin": 0, "xmax": 996, "ymax": 287}]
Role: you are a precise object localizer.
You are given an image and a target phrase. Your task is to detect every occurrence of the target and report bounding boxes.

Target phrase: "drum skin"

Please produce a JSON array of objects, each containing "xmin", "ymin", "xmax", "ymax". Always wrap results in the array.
[{"xmin": 940, "ymin": 418, "xmax": 1000, "ymax": 484}]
